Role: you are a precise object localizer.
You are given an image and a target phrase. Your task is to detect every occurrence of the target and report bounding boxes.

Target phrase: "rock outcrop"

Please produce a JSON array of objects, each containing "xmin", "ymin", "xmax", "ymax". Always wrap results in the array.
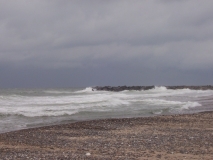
[{"xmin": 93, "ymin": 85, "xmax": 213, "ymax": 92}]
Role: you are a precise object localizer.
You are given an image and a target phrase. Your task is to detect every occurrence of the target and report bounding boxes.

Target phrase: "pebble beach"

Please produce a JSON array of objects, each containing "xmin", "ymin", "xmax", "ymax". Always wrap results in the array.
[{"xmin": 0, "ymin": 111, "xmax": 213, "ymax": 159}]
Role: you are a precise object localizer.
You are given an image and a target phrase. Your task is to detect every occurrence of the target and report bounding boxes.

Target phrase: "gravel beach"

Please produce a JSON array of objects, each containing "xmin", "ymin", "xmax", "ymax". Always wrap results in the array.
[{"xmin": 0, "ymin": 112, "xmax": 213, "ymax": 160}]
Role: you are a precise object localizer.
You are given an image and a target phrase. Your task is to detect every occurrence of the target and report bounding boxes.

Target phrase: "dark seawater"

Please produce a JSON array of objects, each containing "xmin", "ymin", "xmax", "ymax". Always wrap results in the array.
[{"xmin": 0, "ymin": 86, "xmax": 213, "ymax": 133}]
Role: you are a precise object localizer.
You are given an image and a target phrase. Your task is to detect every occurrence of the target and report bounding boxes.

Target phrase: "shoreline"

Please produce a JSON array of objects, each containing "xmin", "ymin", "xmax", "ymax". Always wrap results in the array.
[
  {"xmin": 0, "ymin": 110, "xmax": 206, "ymax": 134},
  {"xmin": 1, "ymin": 111, "xmax": 213, "ymax": 159}
]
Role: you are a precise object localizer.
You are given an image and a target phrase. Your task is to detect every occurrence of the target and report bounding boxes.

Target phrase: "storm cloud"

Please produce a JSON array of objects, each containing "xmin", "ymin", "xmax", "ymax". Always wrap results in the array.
[{"xmin": 1, "ymin": 0, "xmax": 213, "ymax": 88}]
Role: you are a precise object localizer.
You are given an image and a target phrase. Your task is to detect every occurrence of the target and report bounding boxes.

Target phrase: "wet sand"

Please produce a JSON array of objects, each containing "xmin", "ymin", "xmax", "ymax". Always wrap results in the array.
[{"xmin": 0, "ymin": 112, "xmax": 213, "ymax": 159}]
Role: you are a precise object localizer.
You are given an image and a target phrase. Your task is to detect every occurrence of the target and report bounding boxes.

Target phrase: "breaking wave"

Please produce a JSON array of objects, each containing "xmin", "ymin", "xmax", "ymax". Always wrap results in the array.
[{"xmin": 0, "ymin": 87, "xmax": 213, "ymax": 133}]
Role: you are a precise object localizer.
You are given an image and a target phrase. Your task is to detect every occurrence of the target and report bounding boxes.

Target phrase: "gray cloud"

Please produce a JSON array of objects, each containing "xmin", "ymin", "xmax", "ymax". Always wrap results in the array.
[{"xmin": 1, "ymin": 0, "xmax": 213, "ymax": 87}]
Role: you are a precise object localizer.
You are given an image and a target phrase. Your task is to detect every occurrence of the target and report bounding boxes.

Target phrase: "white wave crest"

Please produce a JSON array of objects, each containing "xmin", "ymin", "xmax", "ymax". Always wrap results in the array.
[
  {"xmin": 153, "ymin": 86, "xmax": 168, "ymax": 91},
  {"xmin": 74, "ymin": 87, "xmax": 94, "ymax": 93},
  {"xmin": 181, "ymin": 102, "xmax": 202, "ymax": 110}
]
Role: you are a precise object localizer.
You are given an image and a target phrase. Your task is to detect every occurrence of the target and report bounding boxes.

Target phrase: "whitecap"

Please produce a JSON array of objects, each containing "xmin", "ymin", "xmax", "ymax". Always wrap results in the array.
[
  {"xmin": 74, "ymin": 87, "xmax": 94, "ymax": 93},
  {"xmin": 181, "ymin": 102, "xmax": 202, "ymax": 110}
]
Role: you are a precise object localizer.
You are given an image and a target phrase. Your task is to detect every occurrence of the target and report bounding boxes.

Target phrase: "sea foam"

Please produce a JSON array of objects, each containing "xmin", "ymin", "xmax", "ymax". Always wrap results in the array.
[{"xmin": 0, "ymin": 87, "xmax": 213, "ymax": 133}]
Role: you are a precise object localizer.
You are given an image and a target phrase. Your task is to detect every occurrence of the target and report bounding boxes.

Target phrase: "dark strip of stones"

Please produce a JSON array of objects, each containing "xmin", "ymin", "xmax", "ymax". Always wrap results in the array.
[{"xmin": 93, "ymin": 85, "xmax": 213, "ymax": 92}]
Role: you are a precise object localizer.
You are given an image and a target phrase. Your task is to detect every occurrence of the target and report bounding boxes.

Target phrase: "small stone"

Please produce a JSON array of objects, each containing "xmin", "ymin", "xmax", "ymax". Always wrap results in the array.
[{"xmin": 86, "ymin": 152, "xmax": 91, "ymax": 156}]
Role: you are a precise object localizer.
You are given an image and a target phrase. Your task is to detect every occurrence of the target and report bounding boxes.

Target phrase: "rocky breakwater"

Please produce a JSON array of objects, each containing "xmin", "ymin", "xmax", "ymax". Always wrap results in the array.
[
  {"xmin": 93, "ymin": 85, "xmax": 213, "ymax": 92},
  {"xmin": 93, "ymin": 86, "xmax": 155, "ymax": 92},
  {"xmin": 167, "ymin": 85, "xmax": 213, "ymax": 90}
]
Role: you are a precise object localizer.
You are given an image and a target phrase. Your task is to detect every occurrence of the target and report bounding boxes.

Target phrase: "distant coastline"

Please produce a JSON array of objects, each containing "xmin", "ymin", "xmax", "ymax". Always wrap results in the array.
[{"xmin": 93, "ymin": 85, "xmax": 213, "ymax": 92}]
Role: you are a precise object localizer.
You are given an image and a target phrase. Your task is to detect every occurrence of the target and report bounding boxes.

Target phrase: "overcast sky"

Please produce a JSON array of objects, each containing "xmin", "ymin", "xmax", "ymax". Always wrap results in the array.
[{"xmin": 1, "ymin": 0, "xmax": 213, "ymax": 88}]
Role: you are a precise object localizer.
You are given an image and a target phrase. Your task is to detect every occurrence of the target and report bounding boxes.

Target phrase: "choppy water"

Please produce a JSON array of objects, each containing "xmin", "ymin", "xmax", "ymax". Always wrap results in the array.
[{"xmin": 0, "ymin": 86, "xmax": 213, "ymax": 133}]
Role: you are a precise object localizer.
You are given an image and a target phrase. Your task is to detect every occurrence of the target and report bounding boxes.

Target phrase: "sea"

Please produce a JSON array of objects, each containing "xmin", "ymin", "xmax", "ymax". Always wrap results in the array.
[{"xmin": 0, "ymin": 86, "xmax": 213, "ymax": 133}]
